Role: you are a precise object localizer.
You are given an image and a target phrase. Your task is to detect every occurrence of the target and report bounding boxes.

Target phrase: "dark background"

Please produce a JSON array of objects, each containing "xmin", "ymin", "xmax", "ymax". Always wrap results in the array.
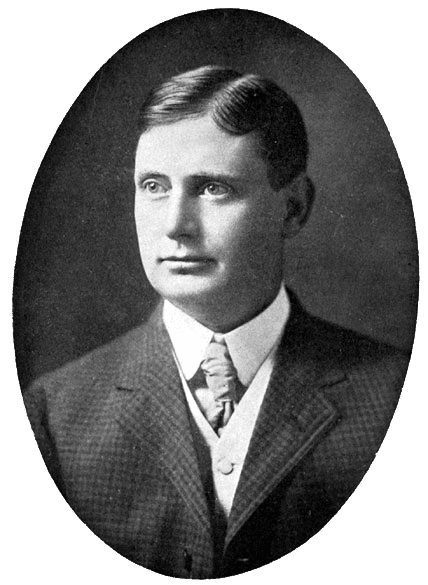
[
  {"xmin": 13, "ymin": 9, "xmax": 418, "ymax": 388},
  {"xmin": 0, "ymin": 0, "xmax": 428, "ymax": 585}
]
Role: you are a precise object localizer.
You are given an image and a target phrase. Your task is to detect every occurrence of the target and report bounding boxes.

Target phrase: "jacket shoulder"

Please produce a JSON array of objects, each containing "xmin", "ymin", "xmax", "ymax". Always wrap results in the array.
[
  {"xmin": 29, "ymin": 314, "xmax": 158, "ymax": 388},
  {"xmin": 282, "ymin": 295, "xmax": 411, "ymax": 414},
  {"xmin": 301, "ymin": 314, "xmax": 411, "ymax": 440}
]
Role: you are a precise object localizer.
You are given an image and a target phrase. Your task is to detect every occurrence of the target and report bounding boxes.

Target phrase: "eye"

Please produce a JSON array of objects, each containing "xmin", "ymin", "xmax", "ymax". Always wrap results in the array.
[
  {"xmin": 201, "ymin": 182, "xmax": 231, "ymax": 197},
  {"xmin": 141, "ymin": 180, "xmax": 168, "ymax": 195}
]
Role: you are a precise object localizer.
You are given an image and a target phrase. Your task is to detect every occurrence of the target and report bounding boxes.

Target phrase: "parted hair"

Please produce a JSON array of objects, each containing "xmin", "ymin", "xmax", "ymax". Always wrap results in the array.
[{"xmin": 138, "ymin": 65, "xmax": 309, "ymax": 191}]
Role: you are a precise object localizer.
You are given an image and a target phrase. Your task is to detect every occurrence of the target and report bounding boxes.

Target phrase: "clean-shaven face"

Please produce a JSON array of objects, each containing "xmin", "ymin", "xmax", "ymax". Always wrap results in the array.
[{"xmin": 134, "ymin": 114, "xmax": 288, "ymax": 331}]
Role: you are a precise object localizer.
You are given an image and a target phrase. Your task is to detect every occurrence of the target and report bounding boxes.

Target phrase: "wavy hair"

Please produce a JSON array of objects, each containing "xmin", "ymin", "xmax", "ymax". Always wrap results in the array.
[{"xmin": 138, "ymin": 65, "xmax": 310, "ymax": 191}]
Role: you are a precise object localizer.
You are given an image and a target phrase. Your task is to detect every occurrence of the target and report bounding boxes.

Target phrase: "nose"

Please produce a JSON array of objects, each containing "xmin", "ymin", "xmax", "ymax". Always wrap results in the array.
[{"xmin": 164, "ymin": 190, "xmax": 199, "ymax": 240}]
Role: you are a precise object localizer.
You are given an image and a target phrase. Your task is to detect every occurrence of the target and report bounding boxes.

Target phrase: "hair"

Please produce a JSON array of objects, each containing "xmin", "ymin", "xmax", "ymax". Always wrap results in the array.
[{"xmin": 138, "ymin": 65, "xmax": 310, "ymax": 191}]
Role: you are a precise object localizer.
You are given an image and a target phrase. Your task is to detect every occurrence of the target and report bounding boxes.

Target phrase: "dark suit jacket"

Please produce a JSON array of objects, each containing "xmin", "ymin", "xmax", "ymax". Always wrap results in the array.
[{"xmin": 23, "ymin": 293, "xmax": 409, "ymax": 578}]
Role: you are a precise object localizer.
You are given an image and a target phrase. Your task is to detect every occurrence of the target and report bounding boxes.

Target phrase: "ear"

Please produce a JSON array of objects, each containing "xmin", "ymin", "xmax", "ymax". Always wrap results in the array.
[{"xmin": 281, "ymin": 173, "xmax": 315, "ymax": 238}]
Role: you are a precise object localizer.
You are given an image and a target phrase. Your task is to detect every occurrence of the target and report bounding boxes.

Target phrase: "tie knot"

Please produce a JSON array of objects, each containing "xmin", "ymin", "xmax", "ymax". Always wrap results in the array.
[{"xmin": 201, "ymin": 335, "xmax": 238, "ymax": 402}]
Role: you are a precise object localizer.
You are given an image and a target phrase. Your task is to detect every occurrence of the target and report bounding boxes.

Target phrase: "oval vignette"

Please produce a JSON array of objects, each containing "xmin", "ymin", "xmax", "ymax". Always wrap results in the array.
[{"xmin": 13, "ymin": 8, "xmax": 418, "ymax": 580}]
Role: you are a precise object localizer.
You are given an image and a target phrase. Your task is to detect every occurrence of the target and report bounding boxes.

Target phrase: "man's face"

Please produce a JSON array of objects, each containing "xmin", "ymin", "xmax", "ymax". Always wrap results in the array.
[{"xmin": 134, "ymin": 115, "xmax": 292, "ymax": 330}]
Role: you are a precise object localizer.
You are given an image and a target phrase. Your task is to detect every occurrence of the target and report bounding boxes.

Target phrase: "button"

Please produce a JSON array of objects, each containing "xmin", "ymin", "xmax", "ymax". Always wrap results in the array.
[
  {"xmin": 183, "ymin": 549, "xmax": 192, "ymax": 573},
  {"xmin": 216, "ymin": 458, "xmax": 234, "ymax": 475}
]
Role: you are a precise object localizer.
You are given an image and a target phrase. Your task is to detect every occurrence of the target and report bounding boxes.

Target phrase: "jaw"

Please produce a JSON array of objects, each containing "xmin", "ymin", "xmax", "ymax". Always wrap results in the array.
[{"xmin": 152, "ymin": 269, "xmax": 284, "ymax": 333}]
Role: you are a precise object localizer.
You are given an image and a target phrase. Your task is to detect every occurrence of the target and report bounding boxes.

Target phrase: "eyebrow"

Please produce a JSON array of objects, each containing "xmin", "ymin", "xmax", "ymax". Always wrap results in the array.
[
  {"xmin": 136, "ymin": 170, "xmax": 244, "ymax": 187},
  {"xmin": 135, "ymin": 171, "xmax": 170, "ymax": 189},
  {"xmin": 190, "ymin": 172, "xmax": 243, "ymax": 184}
]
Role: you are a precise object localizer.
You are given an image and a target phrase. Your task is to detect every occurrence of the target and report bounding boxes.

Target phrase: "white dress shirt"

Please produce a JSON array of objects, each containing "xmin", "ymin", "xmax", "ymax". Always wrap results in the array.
[{"xmin": 163, "ymin": 286, "xmax": 290, "ymax": 518}]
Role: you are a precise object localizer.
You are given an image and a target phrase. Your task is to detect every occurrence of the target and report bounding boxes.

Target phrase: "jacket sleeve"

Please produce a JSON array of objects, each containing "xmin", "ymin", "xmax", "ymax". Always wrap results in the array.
[{"xmin": 23, "ymin": 383, "xmax": 66, "ymax": 497}]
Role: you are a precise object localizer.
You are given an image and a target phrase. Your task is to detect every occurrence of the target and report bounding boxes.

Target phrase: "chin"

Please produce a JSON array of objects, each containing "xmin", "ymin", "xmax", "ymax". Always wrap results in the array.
[
  {"xmin": 159, "ymin": 284, "xmax": 214, "ymax": 307},
  {"xmin": 154, "ymin": 276, "xmax": 228, "ymax": 309}
]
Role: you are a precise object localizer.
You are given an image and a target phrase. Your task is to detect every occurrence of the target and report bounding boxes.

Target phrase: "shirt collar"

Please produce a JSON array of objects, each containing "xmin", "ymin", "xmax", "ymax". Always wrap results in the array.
[{"xmin": 163, "ymin": 286, "xmax": 290, "ymax": 387}]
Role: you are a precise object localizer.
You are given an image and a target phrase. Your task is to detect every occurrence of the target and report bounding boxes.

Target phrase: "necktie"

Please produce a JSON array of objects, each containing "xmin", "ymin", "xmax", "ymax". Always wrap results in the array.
[{"xmin": 201, "ymin": 334, "xmax": 241, "ymax": 435}]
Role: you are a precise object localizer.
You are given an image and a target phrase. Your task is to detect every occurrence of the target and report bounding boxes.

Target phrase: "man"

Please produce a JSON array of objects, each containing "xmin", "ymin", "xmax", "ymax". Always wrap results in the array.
[{"xmin": 24, "ymin": 66, "xmax": 408, "ymax": 578}]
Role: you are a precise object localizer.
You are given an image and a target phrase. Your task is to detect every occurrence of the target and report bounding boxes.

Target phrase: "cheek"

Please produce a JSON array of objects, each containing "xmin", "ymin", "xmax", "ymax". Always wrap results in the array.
[
  {"xmin": 217, "ymin": 219, "xmax": 261, "ymax": 265},
  {"xmin": 135, "ymin": 205, "xmax": 159, "ymax": 246},
  {"xmin": 135, "ymin": 224, "xmax": 158, "ymax": 276},
  {"xmin": 223, "ymin": 213, "xmax": 283, "ymax": 269}
]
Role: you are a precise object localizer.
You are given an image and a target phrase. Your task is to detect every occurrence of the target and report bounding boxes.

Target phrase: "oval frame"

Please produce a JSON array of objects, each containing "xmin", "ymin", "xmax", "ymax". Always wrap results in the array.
[{"xmin": 11, "ymin": 6, "xmax": 420, "ymax": 580}]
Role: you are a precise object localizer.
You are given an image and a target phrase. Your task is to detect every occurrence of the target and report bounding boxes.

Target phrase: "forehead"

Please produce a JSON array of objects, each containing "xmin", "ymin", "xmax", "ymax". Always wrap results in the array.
[{"xmin": 135, "ymin": 115, "xmax": 268, "ymax": 180}]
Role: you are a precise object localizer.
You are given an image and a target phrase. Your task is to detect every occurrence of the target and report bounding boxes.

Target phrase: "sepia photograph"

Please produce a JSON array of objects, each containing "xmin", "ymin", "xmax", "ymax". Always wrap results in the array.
[{"xmin": 4, "ymin": 3, "xmax": 426, "ymax": 584}]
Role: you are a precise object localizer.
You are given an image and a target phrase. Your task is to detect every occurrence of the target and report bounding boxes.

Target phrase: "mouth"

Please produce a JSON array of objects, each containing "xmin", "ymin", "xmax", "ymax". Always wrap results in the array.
[
  {"xmin": 159, "ymin": 256, "xmax": 215, "ymax": 272},
  {"xmin": 161, "ymin": 256, "xmax": 213, "ymax": 263}
]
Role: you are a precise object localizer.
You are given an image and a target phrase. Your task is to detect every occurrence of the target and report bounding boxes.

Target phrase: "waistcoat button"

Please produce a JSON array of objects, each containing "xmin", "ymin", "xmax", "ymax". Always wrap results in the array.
[{"xmin": 216, "ymin": 458, "xmax": 234, "ymax": 475}]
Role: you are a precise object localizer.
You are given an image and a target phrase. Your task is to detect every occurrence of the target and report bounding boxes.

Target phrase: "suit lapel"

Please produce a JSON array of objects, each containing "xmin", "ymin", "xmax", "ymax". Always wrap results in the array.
[
  {"xmin": 111, "ymin": 309, "xmax": 212, "ymax": 537},
  {"xmin": 96, "ymin": 296, "xmax": 347, "ymax": 551},
  {"xmin": 226, "ymin": 299, "xmax": 346, "ymax": 548}
]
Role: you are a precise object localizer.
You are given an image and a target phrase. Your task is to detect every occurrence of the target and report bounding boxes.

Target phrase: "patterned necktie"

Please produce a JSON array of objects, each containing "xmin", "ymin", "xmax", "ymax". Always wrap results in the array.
[{"xmin": 201, "ymin": 334, "xmax": 241, "ymax": 435}]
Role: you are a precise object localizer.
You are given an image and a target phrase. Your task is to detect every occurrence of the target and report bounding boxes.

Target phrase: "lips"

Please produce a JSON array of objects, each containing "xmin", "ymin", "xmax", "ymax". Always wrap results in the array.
[
  {"xmin": 161, "ymin": 255, "xmax": 213, "ymax": 263},
  {"xmin": 159, "ymin": 255, "xmax": 215, "ymax": 273}
]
